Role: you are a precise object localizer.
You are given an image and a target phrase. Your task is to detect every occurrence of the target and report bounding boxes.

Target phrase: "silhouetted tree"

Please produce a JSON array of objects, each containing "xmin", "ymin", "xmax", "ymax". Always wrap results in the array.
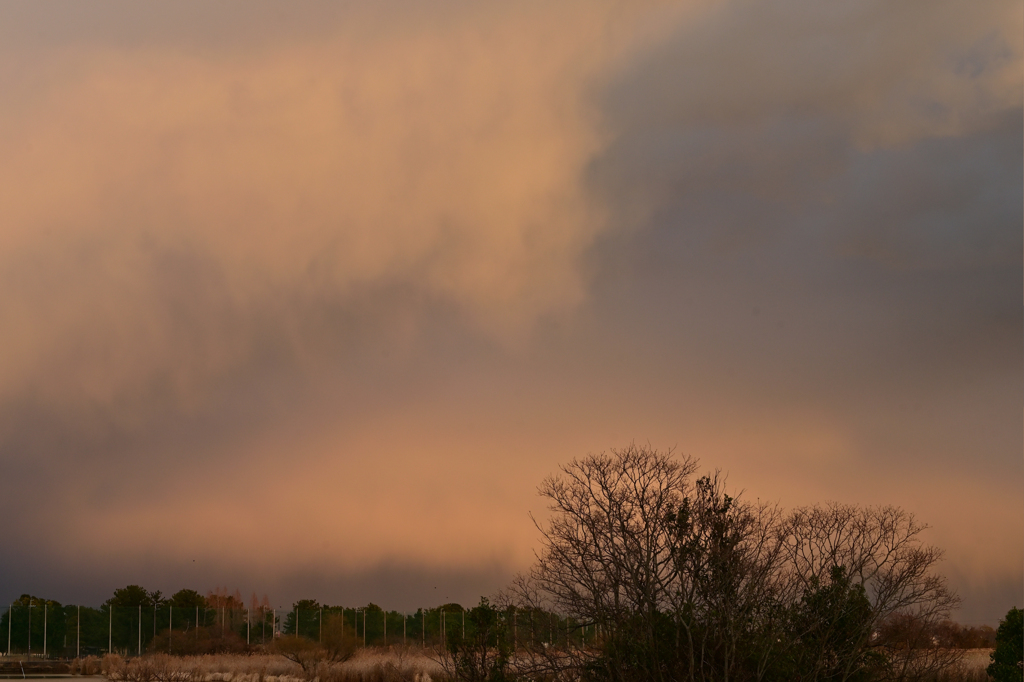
[
  {"xmin": 988, "ymin": 607, "xmax": 1023, "ymax": 682},
  {"xmin": 503, "ymin": 445, "xmax": 961, "ymax": 682}
]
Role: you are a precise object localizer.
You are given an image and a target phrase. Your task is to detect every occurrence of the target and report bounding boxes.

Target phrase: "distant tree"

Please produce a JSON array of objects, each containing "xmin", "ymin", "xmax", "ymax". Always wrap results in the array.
[
  {"xmin": 0, "ymin": 594, "xmax": 67, "ymax": 656},
  {"xmin": 168, "ymin": 589, "xmax": 207, "ymax": 610},
  {"xmin": 988, "ymin": 607, "xmax": 1023, "ymax": 682},
  {"xmin": 106, "ymin": 585, "xmax": 159, "ymax": 609},
  {"xmin": 284, "ymin": 600, "xmax": 321, "ymax": 638},
  {"xmin": 440, "ymin": 598, "xmax": 513, "ymax": 682}
]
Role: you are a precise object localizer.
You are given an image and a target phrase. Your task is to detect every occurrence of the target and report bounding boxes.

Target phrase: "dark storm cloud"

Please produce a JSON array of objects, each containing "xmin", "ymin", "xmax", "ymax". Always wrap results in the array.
[{"xmin": 577, "ymin": 0, "xmax": 1021, "ymax": 623}]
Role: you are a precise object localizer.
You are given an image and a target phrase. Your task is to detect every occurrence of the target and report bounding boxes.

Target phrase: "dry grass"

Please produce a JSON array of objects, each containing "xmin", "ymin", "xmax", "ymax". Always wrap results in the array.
[
  {"xmin": 69, "ymin": 647, "xmax": 994, "ymax": 682},
  {"xmin": 74, "ymin": 648, "xmax": 442, "ymax": 682}
]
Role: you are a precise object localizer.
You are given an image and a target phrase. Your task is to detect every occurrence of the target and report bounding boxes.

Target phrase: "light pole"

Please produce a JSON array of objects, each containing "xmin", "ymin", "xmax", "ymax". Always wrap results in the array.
[{"xmin": 27, "ymin": 600, "xmax": 35, "ymax": 657}]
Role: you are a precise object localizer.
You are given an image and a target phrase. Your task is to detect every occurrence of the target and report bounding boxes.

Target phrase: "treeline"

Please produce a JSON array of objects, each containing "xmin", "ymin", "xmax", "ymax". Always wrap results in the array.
[
  {"xmin": 0, "ymin": 586, "xmax": 601, "ymax": 657},
  {"xmin": 1, "ymin": 586, "xmax": 259, "ymax": 657}
]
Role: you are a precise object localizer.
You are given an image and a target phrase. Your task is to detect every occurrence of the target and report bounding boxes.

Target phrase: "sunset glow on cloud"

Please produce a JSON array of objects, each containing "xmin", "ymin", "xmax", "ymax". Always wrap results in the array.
[{"xmin": 0, "ymin": 0, "xmax": 1020, "ymax": 624}]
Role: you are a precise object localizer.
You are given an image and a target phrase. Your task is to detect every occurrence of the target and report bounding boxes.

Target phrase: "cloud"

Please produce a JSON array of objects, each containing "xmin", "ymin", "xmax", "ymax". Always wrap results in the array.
[
  {"xmin": 0, "ymin": 0, "xmax": 1019, "ymax": 622},
  {"xmin": 0, "ymin": 1, "xmax": 640, "ymax": 429}
]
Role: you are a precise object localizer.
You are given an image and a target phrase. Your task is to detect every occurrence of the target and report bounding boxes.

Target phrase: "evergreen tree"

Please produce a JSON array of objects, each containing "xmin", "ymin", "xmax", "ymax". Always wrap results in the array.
[{"xmin": 988, "ymin": 607, "xmax": 1023, "ymax": 682}]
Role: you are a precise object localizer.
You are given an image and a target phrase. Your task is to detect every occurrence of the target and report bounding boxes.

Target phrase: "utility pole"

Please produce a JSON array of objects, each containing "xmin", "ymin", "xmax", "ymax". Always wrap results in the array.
[{"xmin": 28, "ymin": 600, "xmax": 34, "ymax": 656}]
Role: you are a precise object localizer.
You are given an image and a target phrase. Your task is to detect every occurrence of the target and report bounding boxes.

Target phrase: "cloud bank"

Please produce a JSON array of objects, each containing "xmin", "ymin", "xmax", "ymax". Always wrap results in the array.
[{"xmin": 0, "ymin": 0, "xmax": 1019, "ymax": 623}]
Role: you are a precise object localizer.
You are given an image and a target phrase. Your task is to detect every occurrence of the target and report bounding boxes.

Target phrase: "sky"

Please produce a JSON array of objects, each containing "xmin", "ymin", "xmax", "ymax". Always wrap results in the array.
[{"xmin": 0, "ymin": 0, "xmax": 1020, "ymax": 625}]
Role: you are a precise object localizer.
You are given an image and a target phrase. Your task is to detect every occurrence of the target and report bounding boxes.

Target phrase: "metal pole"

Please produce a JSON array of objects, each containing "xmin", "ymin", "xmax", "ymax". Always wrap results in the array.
[
  {"xmin": 28, "ymin": 601, "xmax": 33, "ymax": 656},
  {"xmin": 77, "ymin": 605, "xmax": 81, "ymax": 659},
  {"xmin": 43, "ymin": 604, "xmax": 47, "ymax": 658},
  {"xmin": 7, "ymin": 603, "xmax": 11, "ymax": 656}
]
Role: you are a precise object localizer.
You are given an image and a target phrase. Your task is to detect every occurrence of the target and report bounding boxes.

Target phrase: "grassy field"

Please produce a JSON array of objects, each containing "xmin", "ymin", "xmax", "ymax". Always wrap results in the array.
[{"xmin": 62, "ymin": 647, "xmax": 996, "ymax": 682}]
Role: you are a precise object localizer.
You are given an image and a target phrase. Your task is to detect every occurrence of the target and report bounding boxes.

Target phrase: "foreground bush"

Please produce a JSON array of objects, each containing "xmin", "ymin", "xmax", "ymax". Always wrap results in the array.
[{"xmin": 988, "ymin": 607, "xmax": 1023, "ymax": 682}]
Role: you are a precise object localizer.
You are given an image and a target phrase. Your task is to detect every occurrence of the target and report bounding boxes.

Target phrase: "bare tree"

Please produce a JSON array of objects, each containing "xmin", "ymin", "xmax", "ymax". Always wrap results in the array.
[
  {"xmin": 273, "ymin": 613, "xmax": 357, "ymax": 681},
  {"xmin": 508, "ymin": 444, "xmax": 696, "ymax": 682},
  {"xmin": 779, "ymin": 504, "xmax": 961, "ymax": 682},
  {"xmin": 504, "ymin": 445, "xmax": 962, "ymax": 682}
]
